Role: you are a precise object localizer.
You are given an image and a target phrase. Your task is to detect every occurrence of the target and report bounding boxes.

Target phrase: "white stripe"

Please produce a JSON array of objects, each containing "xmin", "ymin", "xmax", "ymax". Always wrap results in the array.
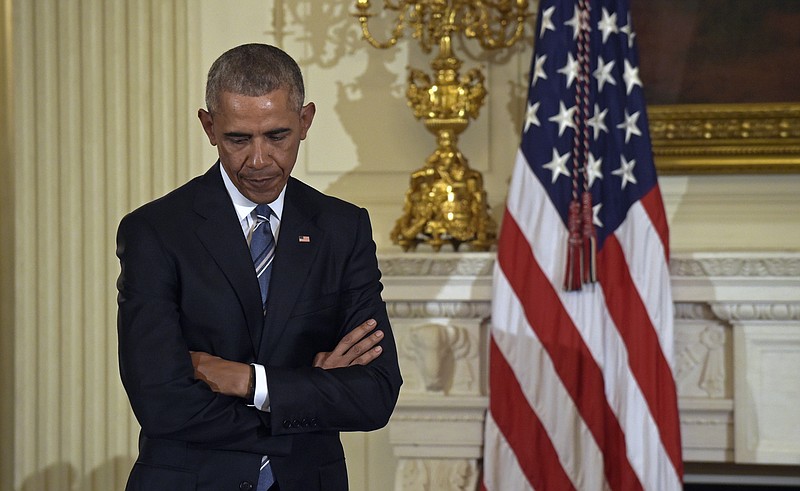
[
  {"xmin": 504, "ymin": 153, "xmax": 680, "ymax": 490},
  {"xmin": 612, "ymin": 205, "xmax": 681, "ymax": 490},
  {"xmin": 255, "ymin": 249, "xmax": 275, "ymax": 277},
  {"xmin": 505, "ymin": 150, "xmax": 569, "ymax": 283},
  {"xmin": 493, "ymin": 269, "xmax": 608, "ymax": 491},
  {"xmin": 615, "ymin": 201, "xmax": 674, "ymax": 364},
  {"xmin": 482, "ymin": 411, "xmax": 535, "ymax": 491}
]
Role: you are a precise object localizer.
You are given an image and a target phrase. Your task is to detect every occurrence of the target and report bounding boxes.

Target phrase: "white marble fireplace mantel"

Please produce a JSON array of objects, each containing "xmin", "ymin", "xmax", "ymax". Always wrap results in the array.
[{"xmin": 378, "ymin": 251, "xmax": 800, "ymax": 490}]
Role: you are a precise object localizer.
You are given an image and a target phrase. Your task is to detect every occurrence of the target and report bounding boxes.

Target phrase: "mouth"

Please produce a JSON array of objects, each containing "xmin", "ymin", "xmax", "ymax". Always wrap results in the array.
[{"xmin": 243, "ymin": 175, "xmax": 278, "ymax": 186}]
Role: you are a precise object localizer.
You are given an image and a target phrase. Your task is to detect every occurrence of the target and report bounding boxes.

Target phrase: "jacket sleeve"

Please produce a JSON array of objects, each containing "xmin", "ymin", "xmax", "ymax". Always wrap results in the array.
[
  {"xmin": 116, "ymin": 213, "xmax": 287, "ymax": 456},
  {"xmin": 266, "ymin": 207, "xmax": 403, "ymax": 435}
]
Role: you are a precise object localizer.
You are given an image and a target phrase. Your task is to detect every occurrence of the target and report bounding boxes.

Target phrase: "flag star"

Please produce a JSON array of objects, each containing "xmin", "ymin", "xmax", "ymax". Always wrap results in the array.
[
  {"xmin": 524, "ymin": 101, "xmax": 541, "ymax": 133},
  {"xmin": 564, "ymin": 5, "xmax": 581, "ymax": 40},
  {"xmin": 612, "ymin": 155, "xmax": 638, "ymax": 189},
  {"xmin": 540, "ymin": 6, "xmax": 556, "ymax": 38},
  {"xmin": 587, "ymin": 104, "xmax": 609, "ymax": 140},
  {"xmin": 592, "ymin": 202, "xmax": 604, "ymax": 227},
  {"xmin": 598, "ymin": 8, "xmax": 618, "ymax": 43},
  {"xmin": 616, "ymin": 109, "xmax": 642, "ymax": 143},
  {"xmin": 587, "ymin": 153, "xmax": 603, "ymax": 188},
  {"xmin": 548, "ymin": 101, "xmax": 578, "ymax": 137},
  {"xmin": 620, "ymin": 13, "xmax": 636, "ymax": 48},
  {"xmin": 531, "ymin": 54, "xmax": 548, "ymax": 87},
  {"xmin": 593, "ymin": 56, "xmax": 616, "ymax": 92},
  {"xmin": 558, "ymin": 52, "xmax": 580, "ymax": 88},
  {"xmin": 623, "ymin": 59, "xmax": 642, "ymax": 95},
  {"xmin": 543, "ymin": 148, "xmax": 571, "ymax": 183}
]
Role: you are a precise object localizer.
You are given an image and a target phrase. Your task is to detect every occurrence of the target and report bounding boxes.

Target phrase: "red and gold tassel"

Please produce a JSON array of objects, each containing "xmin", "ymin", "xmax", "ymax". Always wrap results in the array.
[
  {"xmin": 564, "ymin": 199, "xmax": 583, "ymax": 291},
  {"xmin": 581, "ymin": 191, "xmax": 597, "ymax": 284}
]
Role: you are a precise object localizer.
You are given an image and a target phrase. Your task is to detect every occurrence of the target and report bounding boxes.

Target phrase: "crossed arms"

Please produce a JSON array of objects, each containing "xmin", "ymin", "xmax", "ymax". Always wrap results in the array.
[{"xmin": 190, "ymin": 319, "xmax": 386, "ymax": 399}]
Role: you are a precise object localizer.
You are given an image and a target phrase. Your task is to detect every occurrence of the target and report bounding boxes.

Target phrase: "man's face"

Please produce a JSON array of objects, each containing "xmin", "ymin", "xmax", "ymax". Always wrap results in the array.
[{"xmin": 198, "ymin": 89, "xmax": 315, "ymax": 204}]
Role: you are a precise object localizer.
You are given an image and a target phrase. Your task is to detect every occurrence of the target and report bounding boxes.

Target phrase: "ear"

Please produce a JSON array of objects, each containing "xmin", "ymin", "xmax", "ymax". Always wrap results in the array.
[
  {"xmin": 298, "ymin": 102, "xmax": 316, "ymax": 140},
  {"xmin": 197, "ymin": 108, "xmax": 217, "ymax": 146}
]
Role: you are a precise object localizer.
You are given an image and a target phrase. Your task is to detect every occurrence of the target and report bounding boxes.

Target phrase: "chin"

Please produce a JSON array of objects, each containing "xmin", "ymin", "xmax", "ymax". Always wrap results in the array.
[{"xmin": 247, "ymin": 191, "xmax": 278, "ymax": 204}]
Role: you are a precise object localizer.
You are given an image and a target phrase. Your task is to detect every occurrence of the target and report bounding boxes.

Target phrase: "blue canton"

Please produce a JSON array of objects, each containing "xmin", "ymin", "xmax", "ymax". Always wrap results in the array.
[{"xmin": 521, "ymin": 0, "xmax": 658, "ymax": 250}]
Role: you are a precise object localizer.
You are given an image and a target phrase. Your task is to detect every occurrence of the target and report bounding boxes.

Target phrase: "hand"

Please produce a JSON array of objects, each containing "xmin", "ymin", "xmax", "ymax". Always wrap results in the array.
[
  {"xmin": 190, "ymin": 351, "xmax": 252, "ymax": 398},
  {"xmin": 313, "ymin": 319, "xmax": 384, "ymax": 369}
]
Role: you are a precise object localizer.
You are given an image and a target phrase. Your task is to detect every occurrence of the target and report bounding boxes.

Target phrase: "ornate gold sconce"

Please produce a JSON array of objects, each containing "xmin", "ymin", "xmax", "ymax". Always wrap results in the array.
[{"xmin": 353, "ymin": 0, "xmax": 529, "ymax": 251}]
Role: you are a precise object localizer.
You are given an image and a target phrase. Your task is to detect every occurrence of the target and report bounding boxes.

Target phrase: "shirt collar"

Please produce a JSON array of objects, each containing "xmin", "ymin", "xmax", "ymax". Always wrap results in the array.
[{"xmin": 219, "ymin": 163, "xmax": 285, "ymax": 223}]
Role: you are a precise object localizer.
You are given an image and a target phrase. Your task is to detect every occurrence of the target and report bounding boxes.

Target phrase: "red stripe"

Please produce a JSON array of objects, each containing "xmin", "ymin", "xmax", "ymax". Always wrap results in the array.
[
  {"xmin": 597, "ymin": 235, "xmax": 684, "ymax": 477},
  {"xmin": 488, "ymin": 336, "xmax": 576, "ymax": 491},
  {"xmin": 640, "ymin": 185, "xmax": 670, "ymax": 260},
  {"xmin": 497, "ymin": 211, "xmax": 643, "ymax": 491}
]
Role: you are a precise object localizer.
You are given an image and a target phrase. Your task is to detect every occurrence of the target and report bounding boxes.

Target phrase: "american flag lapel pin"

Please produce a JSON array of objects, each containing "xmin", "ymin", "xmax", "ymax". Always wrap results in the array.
[{"xmin": 298, "ymin": 235, "xmax": 311, "ymax": 243}]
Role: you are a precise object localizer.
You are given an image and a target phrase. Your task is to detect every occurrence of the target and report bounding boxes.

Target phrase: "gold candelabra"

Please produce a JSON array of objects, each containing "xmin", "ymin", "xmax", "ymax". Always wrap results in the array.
[{"xmin": 354, "ymin": 0, "xmax": 529, "ymax": 252}]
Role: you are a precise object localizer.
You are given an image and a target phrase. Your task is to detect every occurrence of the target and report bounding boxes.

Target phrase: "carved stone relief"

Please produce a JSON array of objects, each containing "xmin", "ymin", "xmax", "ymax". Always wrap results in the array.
[
  {"xmin": 395, "ymin": 319, "xmax": 482, "ymax": 396},
  {"xmin": 673, "ymin": 318, "xmax": 730, "ymax": 398},
  {"xmin": 397, "ymin": 459, "xmax": 479, "ymax": 491}
]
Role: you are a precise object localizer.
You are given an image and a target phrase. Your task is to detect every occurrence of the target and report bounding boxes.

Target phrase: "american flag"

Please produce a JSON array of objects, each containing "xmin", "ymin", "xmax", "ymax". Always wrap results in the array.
[{"xmin": 482, "ymin": 1, "xmax": 683, "ymax": 490}]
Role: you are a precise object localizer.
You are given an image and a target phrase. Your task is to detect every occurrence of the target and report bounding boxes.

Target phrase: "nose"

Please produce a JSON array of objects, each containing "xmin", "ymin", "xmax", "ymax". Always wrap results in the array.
[{"xmin": 249, "ymin": 140, "xmax": 269, "ymax": 169}]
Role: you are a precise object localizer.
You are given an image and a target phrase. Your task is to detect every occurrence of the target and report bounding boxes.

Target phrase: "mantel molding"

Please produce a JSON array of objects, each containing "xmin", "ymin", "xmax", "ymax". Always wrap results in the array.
[
  {"xmin": 379, "ymin": 252, "xmax": 495, "ymax": 278},
  {"xmin": 380, "ymin": 251, "xmax": 800, "ymax": 279},
  {"xmin": 669, "ymin": 253, "xmax": 800, "ymax": 277}
]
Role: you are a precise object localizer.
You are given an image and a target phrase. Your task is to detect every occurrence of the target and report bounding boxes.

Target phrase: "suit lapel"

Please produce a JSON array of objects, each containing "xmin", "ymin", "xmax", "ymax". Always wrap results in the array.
[
  {"xmin": 260, "ymin": 179, "xmax": 324, "ymax": 361},
  {"xmin": 193, "ymin": 164, "xmax": 264, "ymax": 354}
]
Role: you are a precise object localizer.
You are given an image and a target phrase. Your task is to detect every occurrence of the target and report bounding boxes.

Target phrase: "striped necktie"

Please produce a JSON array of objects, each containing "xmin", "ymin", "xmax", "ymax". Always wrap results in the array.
[
  {"xmin": 249, "ymin": 204, "xmax": 276, "ymax": 310},
  {"xmin": 249, "ymin": 203, "xmax": 276, "ymax": 489}
]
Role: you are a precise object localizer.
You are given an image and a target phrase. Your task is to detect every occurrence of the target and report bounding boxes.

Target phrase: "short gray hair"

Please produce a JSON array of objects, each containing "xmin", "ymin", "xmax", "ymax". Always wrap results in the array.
[{"xmin": 205, "ymin": 43, "xmax": 305, "ymax": 114}]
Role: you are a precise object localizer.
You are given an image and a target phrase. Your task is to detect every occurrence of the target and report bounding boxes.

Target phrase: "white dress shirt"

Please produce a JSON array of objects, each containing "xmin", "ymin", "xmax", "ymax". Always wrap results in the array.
[{"xmin": 220, "ymin": 164, "xmax": 284, "ymax": 412}]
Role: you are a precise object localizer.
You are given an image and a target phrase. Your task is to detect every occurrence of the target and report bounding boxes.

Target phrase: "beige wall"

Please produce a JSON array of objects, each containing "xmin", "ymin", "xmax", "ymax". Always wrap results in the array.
[{"xmin": 1, "ymin": 0, "xmax": 799, "ymax": 490}]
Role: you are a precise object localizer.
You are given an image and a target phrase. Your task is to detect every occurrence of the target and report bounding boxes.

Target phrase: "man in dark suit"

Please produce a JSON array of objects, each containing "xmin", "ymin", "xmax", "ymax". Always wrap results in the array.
[{"xmin": 116, "ymin": 43, "xmax": 402, "ymax": 491}]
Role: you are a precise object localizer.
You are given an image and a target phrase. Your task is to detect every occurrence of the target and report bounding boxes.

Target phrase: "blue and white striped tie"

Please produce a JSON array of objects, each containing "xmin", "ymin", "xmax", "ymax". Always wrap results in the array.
[
  {"xmin": 250, "ymin": 204, "xmax": 276, "ymax": 311},
  {"xmin": 257, "ymin": 456, "xmax": 274, "ymax": 491},
  {"xmin": 249, "ymin": 204, "xmax": 276, "ymax": 490}
]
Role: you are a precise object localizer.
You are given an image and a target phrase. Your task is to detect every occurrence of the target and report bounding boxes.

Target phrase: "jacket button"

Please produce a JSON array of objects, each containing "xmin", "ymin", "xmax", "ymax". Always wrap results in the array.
[
  {"xmin": 239, "ymin": 481, "xmax": 254, "ymax": 491},
  {"xmin": 301, "ymin": 418, "xmax": 309, "ymax": 427},
  {"xmin": 292, "ymin": 419, "xmax": 300, "ymax": 428},
  {"xmin": 310, "ymin": 417, "xmax": 318, "ymax": 427},
  {"xmin": 283, "ymin": 419, "xmax": 291, "ymax": 428}
]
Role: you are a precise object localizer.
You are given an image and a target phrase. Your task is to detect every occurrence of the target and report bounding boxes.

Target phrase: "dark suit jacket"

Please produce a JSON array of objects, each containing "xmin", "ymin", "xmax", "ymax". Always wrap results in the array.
[{"xmin": 116, "ymin": 164, "xmax": 402, "ymax": 491}]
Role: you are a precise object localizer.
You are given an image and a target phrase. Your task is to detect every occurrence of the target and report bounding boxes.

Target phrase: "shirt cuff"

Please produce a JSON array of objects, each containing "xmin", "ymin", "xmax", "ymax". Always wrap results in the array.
[{"xmin": 251, "ymin": 363, "xmax": 270, "ymax": 412}]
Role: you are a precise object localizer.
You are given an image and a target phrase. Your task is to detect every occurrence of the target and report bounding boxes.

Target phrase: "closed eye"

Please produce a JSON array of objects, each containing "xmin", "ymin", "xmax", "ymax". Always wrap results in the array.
[
  {"xmin": 266, "ymin": 129, "xmax": 290, "ymax": 141},
  {"xmin": 224, "ymin": 133, "xmax": 251, "ymax": 145}
]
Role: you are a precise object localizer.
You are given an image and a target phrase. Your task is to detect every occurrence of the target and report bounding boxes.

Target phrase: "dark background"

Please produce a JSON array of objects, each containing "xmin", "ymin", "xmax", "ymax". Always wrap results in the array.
[{"xmin": 631, "ymin": 0, "xmax": 800, "ymax": 104}]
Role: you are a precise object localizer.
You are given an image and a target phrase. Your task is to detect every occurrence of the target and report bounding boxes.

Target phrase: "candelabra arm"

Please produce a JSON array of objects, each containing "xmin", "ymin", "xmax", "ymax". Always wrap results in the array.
[
  {"xmin": 354, "ymin": 4, "xmax": 408, "ymax": 50},
  {"xmin": 476, "ymin": 13, "xmax": 528, "ymax": 49}
]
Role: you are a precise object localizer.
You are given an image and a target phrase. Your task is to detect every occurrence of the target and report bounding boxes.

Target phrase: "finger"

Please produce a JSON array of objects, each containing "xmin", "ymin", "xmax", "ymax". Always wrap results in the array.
[
  {"xmin": 344, "ymin": 329, "xmax": 384, "ymax": 362},
  {"xmin": 190, "ymin": 351, "xmax": 203, "ymax": 367},
  {"xmin": 312, "ymin": 352, "xmax": 328, "ymax": 368},
  {"xmin": 349, "ymin": 345, "xmax": 383, "ymax": 366},
  {"xmin": 332, "ymin": 319, "xmax": 377, "ymax": 356}
]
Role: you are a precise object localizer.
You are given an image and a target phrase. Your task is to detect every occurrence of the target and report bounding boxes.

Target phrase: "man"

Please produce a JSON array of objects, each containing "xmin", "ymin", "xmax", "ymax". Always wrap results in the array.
[{"xmin": 116, "ymin": 43, "xmax": 402, "ymax": 491}]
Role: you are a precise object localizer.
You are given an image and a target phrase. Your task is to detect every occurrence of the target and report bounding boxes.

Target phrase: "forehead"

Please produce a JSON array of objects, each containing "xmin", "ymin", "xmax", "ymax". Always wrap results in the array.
[{"xmin": 216, "ymin": 89, "xmax": 295, "ymax": 118}]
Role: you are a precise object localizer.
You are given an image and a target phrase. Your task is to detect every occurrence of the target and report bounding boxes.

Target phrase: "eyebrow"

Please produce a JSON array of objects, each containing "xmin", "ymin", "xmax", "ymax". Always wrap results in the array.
[
  {"xmin": 223, "ymin": 128, "xmax": 291, "ymax": 138},
  {"xmin": 265, "ymin": 128, "xmax": 291, "ymax": 137}
]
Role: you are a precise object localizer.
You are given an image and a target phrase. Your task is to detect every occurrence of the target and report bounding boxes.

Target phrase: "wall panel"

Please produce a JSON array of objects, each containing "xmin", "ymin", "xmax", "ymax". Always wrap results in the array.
[
  {"xmin": 0, "ymin": 0, "xmax": 16, "ymax": 486},
  {"xmin": 8, "ymin": 1, "xmax": 194, "ymax": 488}
]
